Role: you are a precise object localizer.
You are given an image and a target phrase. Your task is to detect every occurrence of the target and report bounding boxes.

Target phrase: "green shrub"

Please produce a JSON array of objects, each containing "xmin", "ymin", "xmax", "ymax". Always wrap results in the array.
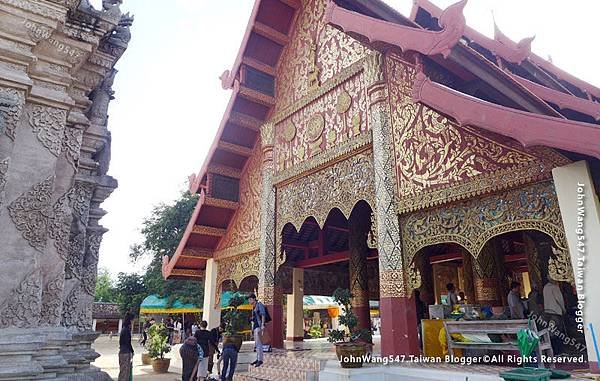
[
  {"xmin": 309, "ymin": 324, "xmax": 322, "ymax": 339},
  {"xmin": 222, "ymin": 292, "xmax": 247, "ymax": 336},
  {"xmin": 147, "ymin": 323, "xmax": 171, "ymax": 359}
]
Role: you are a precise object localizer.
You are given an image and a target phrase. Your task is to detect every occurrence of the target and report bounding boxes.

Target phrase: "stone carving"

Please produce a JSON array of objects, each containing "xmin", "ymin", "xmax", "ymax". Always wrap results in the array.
[
  {"xmin": 277, "ymin": 150, "xmax": 375, "ymax": 230},
  {"xmin": 70, "ymin": 181, "xmax": 94, "ymax": 225},
  {"xmin": 306, "ymin": 114, "xmax": 325, "ymax": 142},
  {"xmin": 113, "ymin": 13, "xmax": 134, "ymax": 44},
  {"xmin": 0, "ymin": 157, "xmax": 8, "ymax": 210},
  {"xmin": 27, "ymin": 105, "xmax": 68, "ymax": 157},
  {"xmin": 258, "ymin": 152, "xmax": 277, "ymax": 295},
  {"xmin": 39, "ymin": 275, "xmax": 64, "ymax": 326},
  {"xmin": 400, "ymin": 181, "xmax": 569, "ymax": 266},
  {"xmin": 66, "ymin": 232, "xmax": 86, "ymax": 280},
  {"xmin": 62, "ymin": 284, "xmax": 90, "ymax": 331},
  {"xmin": 49, "ymin": 190, "xmax": 73, "ymax": 260},
  {"xmin": 0, "ymin": 87, "xmax": 24, "ymax": 141},
  {"xmin": 8, "ymin": 176, "xmax": 55, "ymax": 252},
  {"xmin": 62, "ymin": 126, "xmax": 84, "ymax": 170},
  {"xmin": 0, "ymin": 270, "xmax": 42, "ymax": 328},
  {"xmin": 1, "ymin": 0, "xmax": 64, "ymax": 21},
  {"xmin": 88, "ymin": 69, "xmax": 116, "ymax": 125}
]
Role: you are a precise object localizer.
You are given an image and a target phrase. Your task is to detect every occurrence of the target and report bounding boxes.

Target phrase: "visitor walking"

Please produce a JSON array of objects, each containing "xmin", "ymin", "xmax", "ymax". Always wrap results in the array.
[
  {"xmin": 194, "ymin": 321, "xmax": 211, "ymax": 380},
  {"xmin": 180, "ymin": 335, "xmax": 200, "ymax": 381},
  {"xmin": 118, "ymin": 313, "xmax": 135, "ymax": 381},
  {"xmin": 248, "ymin": 293, "xmax": 268, "ymax": 367},
  {"xmin": 220, "ymin": 341, "xmax": 239, "ymax": 381}
]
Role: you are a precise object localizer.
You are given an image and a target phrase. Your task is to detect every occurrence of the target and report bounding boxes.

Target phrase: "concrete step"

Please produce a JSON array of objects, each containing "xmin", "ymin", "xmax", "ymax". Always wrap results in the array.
[{"xmin": 262, "ymin": 353, "xmax": 323, "ymax": 371}]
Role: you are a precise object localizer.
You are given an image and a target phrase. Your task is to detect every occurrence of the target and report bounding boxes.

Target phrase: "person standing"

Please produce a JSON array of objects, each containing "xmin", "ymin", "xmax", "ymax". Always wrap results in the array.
[
  {"xmin": 220, "ymin": 341, "xmax": 239, "ymax": 381},
  {"xmin": 444, "ymin": 283, "xmax": 459, "ymax": 307},
  {"xmin": 194, "ymin": 321, "xmax": 211, "ymax": 380},
  {"xmin": 508, "ymin": 281, "xmax": 525, "ymax": 319},
  {"xmin": 118, "ymin": 313, "xmax": 135, "ymax": 381},
  {"xmin": 527, "ymin": 284, "xmax": 543, "ymax": 317},
  {"xmin": 248, "ymin": 293, "xmax": 267, "ymax": 367},
  {"xmin": 180, "ymin": 335, "xmax": 200, "ymax": 381},
  {"xmin": 544, "ymin": 279, "xmax": 566, "ymax": 354},
  {"xmin": 208, "ymin": 323, "xmax": 226, "ymax": 374}
]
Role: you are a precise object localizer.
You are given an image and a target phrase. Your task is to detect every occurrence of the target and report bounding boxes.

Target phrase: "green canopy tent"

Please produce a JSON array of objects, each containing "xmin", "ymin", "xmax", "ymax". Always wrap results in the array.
[
  {"xmin": 220, "ymin": 291, "xmax": 253, "ymax": 310},
  {"xmin": 139, "ymin": 294, "xmax": 202, "ymax": 314}
]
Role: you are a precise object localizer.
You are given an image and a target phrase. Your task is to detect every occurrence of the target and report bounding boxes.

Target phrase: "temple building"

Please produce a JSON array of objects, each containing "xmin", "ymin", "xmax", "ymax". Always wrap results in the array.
[
  {"xmin": 0, "ymin": 1, "xmax": 131, "ymax": 380},
  {"xmin": 163, "ymin": 0, "xmax": 600, "ymax": 371}
]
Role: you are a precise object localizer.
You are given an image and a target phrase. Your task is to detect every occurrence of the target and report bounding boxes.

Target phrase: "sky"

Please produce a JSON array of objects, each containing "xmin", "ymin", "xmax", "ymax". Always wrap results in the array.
[{"xmin": 97, "ymin": 0, "xmax": 600, "ymax": 276}]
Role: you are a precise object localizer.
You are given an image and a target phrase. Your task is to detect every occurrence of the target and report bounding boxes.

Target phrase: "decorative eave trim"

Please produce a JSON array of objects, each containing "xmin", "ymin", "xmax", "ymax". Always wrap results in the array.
[
  {"xmin": 239, "ymin": 85, "xmax": 276, "ymax": 107},
  {"xmin": 204, "ymin": 197, "xmax": 239, "ymax": 210},
  {"xmin": 510, "ymin": 75, "xmax": 600, "ymax": 121},
  {"xmin": 324, "ymin": 0, "xmax": 466, "ymax": 58},
  {"xmin": 192, "ymin": 225, "xmax": 227, "ymax": 237},
  {"xmin": 274, "ymin": 132, "xmax": 373, "ymax": 186},
  {"xmin": 181, "ymin": 248, "xmax": 213, "ymax": 259},
  {"xmin": 217, "ymin": 141, "xmax": 253, "ymax": 157},
  {"xmin": 412, "ymin": 73, "xmax": 600, "ymax": 160},
  {"xmin": 228, "ymin": 111, "xmax": 262, "ymax": 132},
  {"xmin": 207, "ymin": 165, "xmax": 242, "ymax": 179},
  {"xmin": 170, "ymin": 269, "xmax": 204, "ymax": 279},
  {"xmin": 215, "ymin": 239, "xmax": 260, "ymax": 260}
]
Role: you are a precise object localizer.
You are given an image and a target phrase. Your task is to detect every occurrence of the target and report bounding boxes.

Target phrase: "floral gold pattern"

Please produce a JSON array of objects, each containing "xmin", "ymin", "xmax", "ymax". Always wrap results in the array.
[
  {"xmin": 400, "ymin": 181, "xmax": 569, "ymax": 267},
  {"xmin": 277, "ymin": 150, "xmax": 375, "ymax": 231},
  {"xmin": 215, "ymin": 251, "xmax": 260, "ymax": 307},
  {"xmin": 386, "ymin": 55, "xmax": 570, "ymax": 213},
  {"xmin": 336, "ymin": 89, "xmax": 352, "ymax": 114}
]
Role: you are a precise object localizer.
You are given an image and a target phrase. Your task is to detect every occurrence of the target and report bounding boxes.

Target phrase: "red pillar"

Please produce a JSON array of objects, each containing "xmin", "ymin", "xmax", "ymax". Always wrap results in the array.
[
  {"xmin": 380, "ymin": 271, "xmax": 420, "ymax": 356},
  {"xmin": 262, "ymin": 285, "xmax": 284, "ymax": 348},
  {"xmin": 266, "ymin": 303, "xmax": 284, "ymax": 348}
]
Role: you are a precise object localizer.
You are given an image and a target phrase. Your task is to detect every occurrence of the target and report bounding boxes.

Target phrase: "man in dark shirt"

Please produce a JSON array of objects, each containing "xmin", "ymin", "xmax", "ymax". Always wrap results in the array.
[
  {"xmin": 194, "ymin": 320, "xmax": 211, "ymax": 380},
  {"xmin": 208, "ymin": 323, "xmax": 226, "ymax": 374},
  {"xmin": 118, "ymin": 313, "xmax": 134, "ymax": 381}
]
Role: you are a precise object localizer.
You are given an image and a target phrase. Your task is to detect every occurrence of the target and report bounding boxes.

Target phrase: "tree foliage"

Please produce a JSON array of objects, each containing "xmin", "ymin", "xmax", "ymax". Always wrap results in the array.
[
  {"xmin": 127, "ymin": 191, "xmax": 203, "ymax": 313},
  {"xmin": 95, "ymin": 267, "xmax": 117, "ymax": 303},
  {"xmin": 115, "ymin": 272, "xmax": 147, "ymax": 316}
]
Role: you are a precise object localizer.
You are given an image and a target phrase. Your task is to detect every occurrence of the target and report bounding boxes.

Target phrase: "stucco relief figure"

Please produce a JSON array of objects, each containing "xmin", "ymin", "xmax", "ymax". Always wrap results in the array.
[{"xmin": 88, "ymin": 69, "xmax": 116, "ymax": 125}]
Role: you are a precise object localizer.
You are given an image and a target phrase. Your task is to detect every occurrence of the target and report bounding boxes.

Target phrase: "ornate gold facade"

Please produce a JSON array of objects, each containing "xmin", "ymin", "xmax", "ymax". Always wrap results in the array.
[
  {"xmin": 400, "ymin": 180, "xmax": 573, "ymax": 282},
  {"xmin": 386, "ymin": 55, "xmax": 570, "ymax": 213}
]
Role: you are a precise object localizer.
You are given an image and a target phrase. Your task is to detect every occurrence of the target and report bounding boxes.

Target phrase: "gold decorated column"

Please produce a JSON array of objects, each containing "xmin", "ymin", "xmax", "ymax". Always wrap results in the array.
[
  {"xmin": 257, "ymin": 121, "xmax": 283, "ymax": 347},
  {"xmin": 365, "ymin": 52, "xmax": 418, "ymax": 356}
]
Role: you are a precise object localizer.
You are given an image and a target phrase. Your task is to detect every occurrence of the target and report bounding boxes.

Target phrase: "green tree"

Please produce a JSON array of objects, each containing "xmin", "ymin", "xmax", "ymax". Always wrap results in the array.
[
  {"xmin": 131, "ymin": 191, "xmax": 203, "ymax": 309},
  {"xmin": 115, "ymin": 272, "xmax": 147, "ymax": 316},
  {"xmin": 95, "ymin": 268, "xmax": 117, "ymax": 302}
]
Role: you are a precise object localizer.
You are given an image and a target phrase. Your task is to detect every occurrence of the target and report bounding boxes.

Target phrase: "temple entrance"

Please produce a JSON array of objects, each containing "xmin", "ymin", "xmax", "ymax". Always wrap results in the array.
[
  {"xmin": 278, "ymin": 201, "xmax": 378, "ymax": 342},
  {"xmin": 411, "ymin": 229, "xmax": 586, "ymax": 359}
]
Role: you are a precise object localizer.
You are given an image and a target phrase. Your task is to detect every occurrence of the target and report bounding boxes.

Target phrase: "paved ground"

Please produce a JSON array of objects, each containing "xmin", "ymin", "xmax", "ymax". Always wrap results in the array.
[{"xmin": 92, "ymin": 335, "xmax": 258, "ymax": 380}]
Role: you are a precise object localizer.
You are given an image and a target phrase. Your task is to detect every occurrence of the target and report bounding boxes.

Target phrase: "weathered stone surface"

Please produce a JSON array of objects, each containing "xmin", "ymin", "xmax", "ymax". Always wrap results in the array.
[{"xmin": 0, "ymin": 0, "xmax": 131, "ymax": 379}]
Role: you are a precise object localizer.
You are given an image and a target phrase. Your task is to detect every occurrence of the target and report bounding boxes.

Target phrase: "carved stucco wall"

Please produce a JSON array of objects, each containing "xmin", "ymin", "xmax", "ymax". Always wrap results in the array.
[{"xmin": 0, "ymin": 1, "xmax": 131, "ymax": 379}]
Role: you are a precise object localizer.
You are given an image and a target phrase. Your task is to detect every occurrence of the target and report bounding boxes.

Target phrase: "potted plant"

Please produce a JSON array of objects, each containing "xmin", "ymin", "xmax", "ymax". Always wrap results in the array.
[
  {"xmin": 327, "ymin": 288, "xmax": 372, "ymax": 368},
  {"xmin": 222, "ymin": 292, "xmax": 247, "ymax": 351},
  {"xmin": 147, "ymin": 322, "xmax": 171, "ymax": 373}
]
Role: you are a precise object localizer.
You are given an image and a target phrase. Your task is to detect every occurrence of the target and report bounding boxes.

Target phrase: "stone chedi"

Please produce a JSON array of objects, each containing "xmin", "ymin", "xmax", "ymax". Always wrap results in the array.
[{"xmin": 0, "ymin": 0, "xmax": 131, "ymax": 380}]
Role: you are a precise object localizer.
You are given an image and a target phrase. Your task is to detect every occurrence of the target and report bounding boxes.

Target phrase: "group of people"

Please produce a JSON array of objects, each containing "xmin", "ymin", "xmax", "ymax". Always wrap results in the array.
[{"xmin": 118, "ymin": 293, "xmax": 270, "ymax": 381}]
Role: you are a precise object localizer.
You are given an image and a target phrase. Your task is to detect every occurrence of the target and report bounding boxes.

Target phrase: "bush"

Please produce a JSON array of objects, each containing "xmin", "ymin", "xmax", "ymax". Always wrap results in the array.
[
  {"xmin": 147, "ymin": 323, "xmax": 171, "ymax": 359},
  {"xmin": 327, "ymin": 288, "xmax": 372, "ymax": 344},
  {"xmin": 309, "ymin": 324, "xmax": 322, "ymax": 339}
]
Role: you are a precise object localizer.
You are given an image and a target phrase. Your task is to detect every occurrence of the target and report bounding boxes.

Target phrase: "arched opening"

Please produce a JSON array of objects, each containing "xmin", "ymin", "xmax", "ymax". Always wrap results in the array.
[{"xmin": 278, "ymin": 201, "xmax": 378, "ymax": 342}]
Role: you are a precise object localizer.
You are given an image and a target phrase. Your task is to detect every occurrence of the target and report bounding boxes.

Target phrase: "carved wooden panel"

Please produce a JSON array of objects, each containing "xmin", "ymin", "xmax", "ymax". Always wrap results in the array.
[{"xmin": 385, "ymin": 55, "xmax": 570, "ymax": 213}]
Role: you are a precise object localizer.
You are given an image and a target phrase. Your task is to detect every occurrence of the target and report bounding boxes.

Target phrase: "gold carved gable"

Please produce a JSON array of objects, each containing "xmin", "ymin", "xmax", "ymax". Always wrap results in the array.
[
  {"xmin": 277, "ymin": 149, "xmax": 375, "ymax": 233},
  {"xmin": 215, "ymin": 146, "xmax": 262, "ymax": 258},
  {"xmin": 386, "ymin": 55, "xmax": 570, "ymax": 213},
  {"xmin": 275, "ymin": 0, "xmax": 370, "ymax": 115}
]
